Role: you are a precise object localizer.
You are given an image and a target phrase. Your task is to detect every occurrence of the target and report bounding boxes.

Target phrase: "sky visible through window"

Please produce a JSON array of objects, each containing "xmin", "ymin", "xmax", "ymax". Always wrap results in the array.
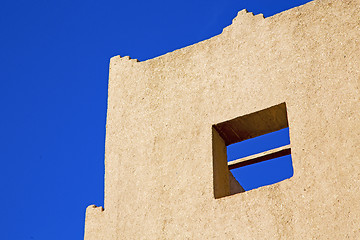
[{"xmin": 227, "ymin": 128, "xmax": 293, "ymax": 191}]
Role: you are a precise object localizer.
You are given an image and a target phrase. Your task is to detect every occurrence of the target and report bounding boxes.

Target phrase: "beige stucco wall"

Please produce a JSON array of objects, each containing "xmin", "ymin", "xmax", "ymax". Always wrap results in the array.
[{"xmin": 84, "ymin": 0, "xmax": 360, "ymax": 239}]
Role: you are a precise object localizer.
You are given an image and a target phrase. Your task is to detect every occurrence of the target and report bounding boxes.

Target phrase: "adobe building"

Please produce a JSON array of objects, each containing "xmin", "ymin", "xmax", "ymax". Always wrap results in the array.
[{"xmin": 84, "ymin": 0, "xmax": 360, "ymax": 239}]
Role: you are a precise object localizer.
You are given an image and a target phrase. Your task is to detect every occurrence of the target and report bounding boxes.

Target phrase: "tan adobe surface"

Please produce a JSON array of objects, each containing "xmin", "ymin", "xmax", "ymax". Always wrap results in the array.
[{"xmin": 84, "ymin": 0, "xmax": 360, "ymax": 239}]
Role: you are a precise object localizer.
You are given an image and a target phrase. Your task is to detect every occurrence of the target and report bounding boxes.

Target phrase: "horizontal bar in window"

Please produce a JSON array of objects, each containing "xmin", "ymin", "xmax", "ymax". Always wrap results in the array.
[{"xmin": 228, "ymin": 145, "xmax": 291, "ymax": 170}]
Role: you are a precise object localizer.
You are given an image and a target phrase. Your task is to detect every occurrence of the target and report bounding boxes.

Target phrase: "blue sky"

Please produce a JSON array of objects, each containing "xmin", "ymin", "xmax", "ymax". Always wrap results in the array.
[{"xmin": 0, "ymin": 0, "xmax": 312, "ymax": 239}]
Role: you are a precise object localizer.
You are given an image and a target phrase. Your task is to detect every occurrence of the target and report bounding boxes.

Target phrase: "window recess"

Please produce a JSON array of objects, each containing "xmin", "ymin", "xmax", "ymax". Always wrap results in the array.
[{"xmin": 212, "ymin": 103, "xmax": 294, "ymax": 199}]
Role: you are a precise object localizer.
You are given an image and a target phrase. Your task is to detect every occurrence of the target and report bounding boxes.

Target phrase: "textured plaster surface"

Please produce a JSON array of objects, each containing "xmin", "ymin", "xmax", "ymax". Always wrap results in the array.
[{"xmin": 84, "ymin": 0, "xmax": 360, "ymax": 239}]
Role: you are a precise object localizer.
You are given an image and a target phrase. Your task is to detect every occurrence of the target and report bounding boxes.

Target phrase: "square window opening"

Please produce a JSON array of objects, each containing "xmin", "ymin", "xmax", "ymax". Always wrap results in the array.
[{"xmin": 212, "ymin": 102, "xmax": 294, "ymax": 199}]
